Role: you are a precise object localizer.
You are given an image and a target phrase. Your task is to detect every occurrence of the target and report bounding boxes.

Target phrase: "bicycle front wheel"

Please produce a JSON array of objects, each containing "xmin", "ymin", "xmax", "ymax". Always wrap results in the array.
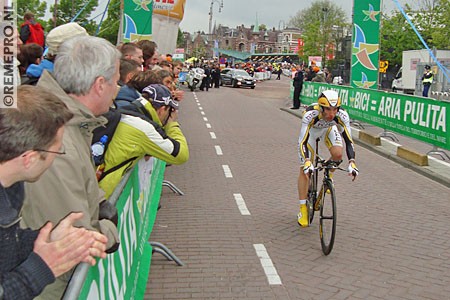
[{"xmin": 319, "ymin": 180, "xmax": 337, "ymax": 255}]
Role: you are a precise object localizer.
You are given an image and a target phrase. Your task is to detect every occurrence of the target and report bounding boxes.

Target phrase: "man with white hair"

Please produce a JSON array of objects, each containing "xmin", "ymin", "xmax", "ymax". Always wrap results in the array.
[{"xmin": 22, "ymin": 35, "xmax": 121, "ymax": 299}]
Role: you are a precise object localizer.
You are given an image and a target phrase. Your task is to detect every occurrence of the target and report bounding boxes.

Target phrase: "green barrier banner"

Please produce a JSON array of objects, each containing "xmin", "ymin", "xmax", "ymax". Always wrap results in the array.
[
  {"xmin": 351, "ymin": 0, "xmax": 381, "ymax": 89},
  {"xmin": 79, "ymin": 158, "xmax": 166, "ymax": 299},
  {"xmin": 301, "ymin": 82, "xmax": 449, "ymax": 150},
  {"xmin": 122, "ymin": 0, "xmax": 153, "ymax": 42}
]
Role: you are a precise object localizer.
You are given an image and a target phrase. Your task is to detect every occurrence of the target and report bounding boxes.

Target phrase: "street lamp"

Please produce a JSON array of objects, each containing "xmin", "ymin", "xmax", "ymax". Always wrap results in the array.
[
  {"xmin": 209, "ymin": 0, "xmax": 224, "ymax": 37},
  {"xmin": 322, "ymin": 6, "xmax": 329, "ymax": 67}
]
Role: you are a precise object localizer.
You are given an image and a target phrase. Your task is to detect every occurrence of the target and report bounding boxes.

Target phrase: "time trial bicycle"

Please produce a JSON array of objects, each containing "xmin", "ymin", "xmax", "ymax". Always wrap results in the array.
[{"xmin": 307, "ymin": 138, "xmax": 356, "ymax": 255}]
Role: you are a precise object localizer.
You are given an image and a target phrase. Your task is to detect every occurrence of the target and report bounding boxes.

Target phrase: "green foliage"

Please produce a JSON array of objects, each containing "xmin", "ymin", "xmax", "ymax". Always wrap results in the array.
[
  {"xmin": 97, "ymin": 0, "xmax": 121, "ymax": 44},
  {"xmin": 17, "ymin": 0, "xmax": 47, "ymax": 20},
  {"xmin": 380, "ymin": 0, "xmax": 450, "ymax": 67},
  {"xmin": 288, "ymin": 0, "xmax": 348, "ymax": 65},
  {"xmin": 258, "ymin": 24, "xmax": 267, "ymax": 31},
  {"xmin": 176, "ymin": 28, "xmax": 185, "ymax": 48},
  {"xmin": 47, "ymin": 0, "xmax": 99, "ymax": 33},
  {"xmin": 380, "ymin": 5, "xmax": 419, "ymax": 67}
]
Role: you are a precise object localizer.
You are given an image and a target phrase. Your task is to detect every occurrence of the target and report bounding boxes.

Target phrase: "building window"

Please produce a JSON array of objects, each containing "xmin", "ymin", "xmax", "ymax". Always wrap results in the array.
[
  {"xmin": 239, "ymin": 43, "xmax": 245, "ymax": 51},
  {"xmin": 226, "ymin": 40, "xmax": 229, "ymax": 46}
]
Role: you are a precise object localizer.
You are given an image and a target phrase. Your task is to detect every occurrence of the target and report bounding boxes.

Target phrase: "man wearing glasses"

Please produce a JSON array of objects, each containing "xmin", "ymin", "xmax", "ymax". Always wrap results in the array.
[{"xmin": 0, "ymin": 86, "xmax": 108, "ymax": 300}]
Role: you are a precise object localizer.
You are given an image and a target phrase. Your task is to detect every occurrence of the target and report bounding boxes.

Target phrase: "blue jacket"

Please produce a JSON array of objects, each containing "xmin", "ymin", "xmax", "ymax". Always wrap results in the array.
[
  {"xmin": 115, "ymin": 85, "xmax": 140, "ymax": 108},
  {"xmin": 26, "ymin": 59, "xmax": 54, "ymax": 78}
]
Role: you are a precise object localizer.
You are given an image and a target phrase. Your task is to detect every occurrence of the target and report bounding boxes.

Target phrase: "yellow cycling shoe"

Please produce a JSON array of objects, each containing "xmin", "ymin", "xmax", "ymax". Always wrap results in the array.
[{"xmin": 297, "ymin": 204, "xmax": 309, "ymax": 227}]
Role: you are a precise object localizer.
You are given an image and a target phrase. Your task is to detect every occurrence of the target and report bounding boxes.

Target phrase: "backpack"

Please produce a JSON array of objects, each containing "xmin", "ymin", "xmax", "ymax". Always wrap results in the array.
[{"xmin": 92, "ymin": 99, "xmax": 155, "ymax": 181}]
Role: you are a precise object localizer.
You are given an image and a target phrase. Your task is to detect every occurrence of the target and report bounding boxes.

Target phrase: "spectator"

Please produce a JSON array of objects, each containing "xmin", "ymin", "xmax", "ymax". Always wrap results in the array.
[
  {"xmin": 0, "ymin": 85, "xmax": 108, "ymax": 300},
  {"xmin": 98, "ymin": 84, "xmax": 189, "ymax": 198},
  {"xmin": 136, "ymin": 40, "xmax": 159, "ymax": 70},
  {"xmin": 172, "ymin": 60, "xmax": 184, "ymax": 80},
  {"xmin": 115, "ymin": 70, "xmax": 162, "ymax": 107},
  {"xmin": 118, "ymin": 58, "xmax": 141, "ymax": 86},
  {"xmin": 312, "ymin": 70, "xmax": 327, "ymax": 83},
  {"xmin": 25, "ymin": 22, "xmax": 88, "ymax": 82},
  {"xmin": 19, "ymin": 12, "xmax": 45, "ymax": 47},
  {"xmin": 120, "ymin": 42, "xmax": 144, "ymax": 67},
  {"xmin": 156, "ymin": 69, "xmax": 184, "ymax": 101},
  {"xmin": 291, "ymin": 67, "xmax": 304, "ymax": 109},
  {"xmin": 18, "ymin": 43, "xmax": 43, "ymax": 84},
  {"xmin": 159, "ymin": 60, "xmax": 173, "ymax": 72},
  {"xmin": 22, "ymin": 35, "xmax": 121, "ymax": 299}
]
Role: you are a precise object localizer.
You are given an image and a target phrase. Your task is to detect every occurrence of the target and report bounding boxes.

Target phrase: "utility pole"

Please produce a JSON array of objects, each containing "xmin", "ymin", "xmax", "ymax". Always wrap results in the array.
[
  {"xmin": 322, "ymin": 6, "xmax": 329, "ymax": 67},
  {"xmin": 208, "ymin": 0, "xmax": 223, "ymax": 37},
  {"xmin": 53, "ymin": 0, "xmax": 58, "ymax": 28},
  {"xmin": 208, "ymin": 0, "xmax": 223, "ymax": 59}
]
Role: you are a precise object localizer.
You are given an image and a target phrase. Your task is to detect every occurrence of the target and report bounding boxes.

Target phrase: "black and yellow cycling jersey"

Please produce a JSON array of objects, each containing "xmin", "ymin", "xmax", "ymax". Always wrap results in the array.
[{"xmin": 298, "ymin": 104, "xmax": 355, "ymax": 162}]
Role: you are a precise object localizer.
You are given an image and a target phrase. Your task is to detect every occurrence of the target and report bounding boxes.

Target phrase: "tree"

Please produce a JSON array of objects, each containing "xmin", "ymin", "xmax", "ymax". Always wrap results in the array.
[
  {"xmin": 258, "ymin": 24, "xmax": 267, "ymax": 31},
  {"xmin": 380, "ymin": 5, "xmax": 420, "ymax": 68},
  {"xmin": 288, "ymin": 0, "xmax": 348, "ymax": 66},
  {"xmin": 48, "ymin": 0, "xmax": 98, "ymax": 34},
  {"xmin": 380, "ymin": 0, "xmax": 450, "ymax": 68},
  {"xmin": 97, "ymin": 0, "xmax": 121, "ymax": 44},
  {"xmin": 176, "ymin": 28, "xmax": 185, "ymax": 49}
]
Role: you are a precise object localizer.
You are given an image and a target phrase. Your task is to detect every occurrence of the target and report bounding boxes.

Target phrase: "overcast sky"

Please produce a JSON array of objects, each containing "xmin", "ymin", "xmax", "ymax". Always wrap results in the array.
[{"xmin": 178, "ymin": 0, "xmax": 416, "ymax": 33}]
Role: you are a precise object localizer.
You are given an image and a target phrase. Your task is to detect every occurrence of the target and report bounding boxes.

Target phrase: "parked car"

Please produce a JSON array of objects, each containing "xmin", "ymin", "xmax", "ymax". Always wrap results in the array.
[{"xmin": 220, "ymin": 68, "xmax": 256, "ymax": 89}]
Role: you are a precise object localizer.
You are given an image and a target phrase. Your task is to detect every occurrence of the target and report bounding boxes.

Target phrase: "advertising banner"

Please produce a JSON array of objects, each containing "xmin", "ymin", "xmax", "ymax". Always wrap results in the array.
[
  {"xmin": 78, "ymin": 158, "xmax": 166, "ymax": 299},
  {"xmin": 122, "ymin": 0, "xmax": 153, "ymax": 42},
  {"xmin": 152, "ymin": 0, "xmax": 186, "ymax": 55},
  {"xmin": 351, "ymin": 0, "xmax": 381, "ymax": 89},
  {"xmin": 300, "ymin": 82, "xmax": 449, "ymax": 150}
]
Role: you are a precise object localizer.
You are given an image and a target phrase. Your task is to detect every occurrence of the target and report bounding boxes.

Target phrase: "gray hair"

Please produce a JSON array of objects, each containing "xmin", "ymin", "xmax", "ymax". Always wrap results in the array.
[{"xmin": 54, "ymin": 36, "xmax": 121, "ymax": 96}]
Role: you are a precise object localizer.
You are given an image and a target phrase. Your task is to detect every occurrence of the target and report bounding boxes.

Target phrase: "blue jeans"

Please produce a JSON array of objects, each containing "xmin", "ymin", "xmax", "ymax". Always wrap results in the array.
[{"xmin": 422, "ymin": 84, "xmax": 431, "ymax": 97}]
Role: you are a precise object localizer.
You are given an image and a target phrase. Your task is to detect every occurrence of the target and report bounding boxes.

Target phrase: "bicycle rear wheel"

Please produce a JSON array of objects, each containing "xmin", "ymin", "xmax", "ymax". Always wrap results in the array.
[{"xmin": 319, "ymin": 180, "xmax": 337, "ymax": 255}]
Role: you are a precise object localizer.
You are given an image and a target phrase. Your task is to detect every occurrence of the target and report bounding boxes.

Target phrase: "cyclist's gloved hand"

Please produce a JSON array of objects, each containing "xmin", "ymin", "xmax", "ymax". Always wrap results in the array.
[
  {"xmin": 347, "ymin": 161, "xmax": 359, "ymax": 177},
  {"xmin": 303, "ymin": 160, "xmax": 314, "ymax": 174}
]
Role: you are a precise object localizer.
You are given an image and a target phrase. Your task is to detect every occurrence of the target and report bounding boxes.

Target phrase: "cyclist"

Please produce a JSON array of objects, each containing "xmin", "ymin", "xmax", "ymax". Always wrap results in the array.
[{"xmin": 297, "ymin": 90, "xmax": 359, "ymax": 227}]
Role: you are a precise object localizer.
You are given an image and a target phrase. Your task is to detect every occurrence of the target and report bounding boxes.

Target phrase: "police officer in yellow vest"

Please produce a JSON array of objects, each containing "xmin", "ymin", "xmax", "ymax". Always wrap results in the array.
[{"xmin": 422, "ymin": 65, "xmax": 433, "ymax": 97}]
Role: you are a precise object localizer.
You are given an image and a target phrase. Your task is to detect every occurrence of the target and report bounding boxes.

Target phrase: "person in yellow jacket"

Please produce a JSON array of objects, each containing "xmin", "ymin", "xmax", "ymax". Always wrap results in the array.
[
  {"xmin": 421, "ymin": 65, "xmax": 433, "ymax": 97},
  {"xmin": 99, "ymin": 84, "xmax": 189, "ymax": 198}
]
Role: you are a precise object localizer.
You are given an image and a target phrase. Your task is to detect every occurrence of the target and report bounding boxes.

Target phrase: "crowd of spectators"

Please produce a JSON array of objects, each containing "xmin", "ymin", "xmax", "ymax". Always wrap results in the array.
[{"xmin": 4, "ymin": 13, "xmax": 191, "ymax": 298}]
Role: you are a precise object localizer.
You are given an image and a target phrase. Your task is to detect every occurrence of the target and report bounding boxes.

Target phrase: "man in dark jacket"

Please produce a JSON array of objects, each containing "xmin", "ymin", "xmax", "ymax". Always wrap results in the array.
[
  {"xmin": 291, "ymin": 67, "xmax": 304, "ymax": 109},
  {"xmin": 199, "ymin": 64, "xmax": 211, "ymax": 91},
  {"xmin": 0, "ymin": 85, "xmax": 108, "ymax": 300}
]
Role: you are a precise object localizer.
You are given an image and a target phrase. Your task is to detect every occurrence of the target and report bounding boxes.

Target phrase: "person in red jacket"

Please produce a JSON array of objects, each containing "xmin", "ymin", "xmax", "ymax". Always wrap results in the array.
[{"xmin": 20, "ymin": 12, "xmax": 45, "ymax": 47}]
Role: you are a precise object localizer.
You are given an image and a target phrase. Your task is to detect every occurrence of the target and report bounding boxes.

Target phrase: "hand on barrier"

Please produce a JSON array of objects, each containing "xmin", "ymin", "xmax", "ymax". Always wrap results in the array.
[
  {"xmin": 99, "ymin": 200, "xmax": 118, "ymax": 226},
  {"xmin": 303, "ymin": 160, "xmax": 314, "ymax": 175},
  {"xmin": 84, "ymin": 231, "xmax": 108, "ymax": 265},
  {"xmin": 36, "ymin": 212, "xmax": 96, "ymax": 277},
  {"xmin": 347, "ymin": 161, "xmax": 359, "ymax": 180}
]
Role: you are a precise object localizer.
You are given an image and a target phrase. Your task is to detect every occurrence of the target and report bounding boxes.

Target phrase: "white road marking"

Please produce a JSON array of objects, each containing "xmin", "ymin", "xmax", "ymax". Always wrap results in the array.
[
  {"xmin": 233, "ymin": 193, "xmax": 250, "ymax": 215},
  {"xmin": 201, "ymin": 111, "xmax": 205, "ymax": 115},
  {"xmin": 253, "ymin": 244, "xmax": 282, "ymax": 285},
  {"xmin": 210, "ymin": 132, "xmax": 216, "ymax": 139},
  {"xmin": 199, "ymin": 107, "xmax": 203, "ymax": 110},
  {"xmin": 203, "ymin": 117, "xmax": 208, "ymax": 121},
  {"xmin": 206, "ymin": 123, "xmax": 211, "ymax": 128},
  {"xmin": 222, "ymin": 165, "xmax": 233, "ymax": 178},
  {"xmin": 215, "ymin": 145, "xmax": 223, "ymax": 155}
]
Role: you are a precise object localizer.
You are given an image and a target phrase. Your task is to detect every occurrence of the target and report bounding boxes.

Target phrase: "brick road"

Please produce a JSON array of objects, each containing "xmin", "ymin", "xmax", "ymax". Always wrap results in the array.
[{"xmin": 145, "ymin": 76, "xmax": 450, "ymax": 299}]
